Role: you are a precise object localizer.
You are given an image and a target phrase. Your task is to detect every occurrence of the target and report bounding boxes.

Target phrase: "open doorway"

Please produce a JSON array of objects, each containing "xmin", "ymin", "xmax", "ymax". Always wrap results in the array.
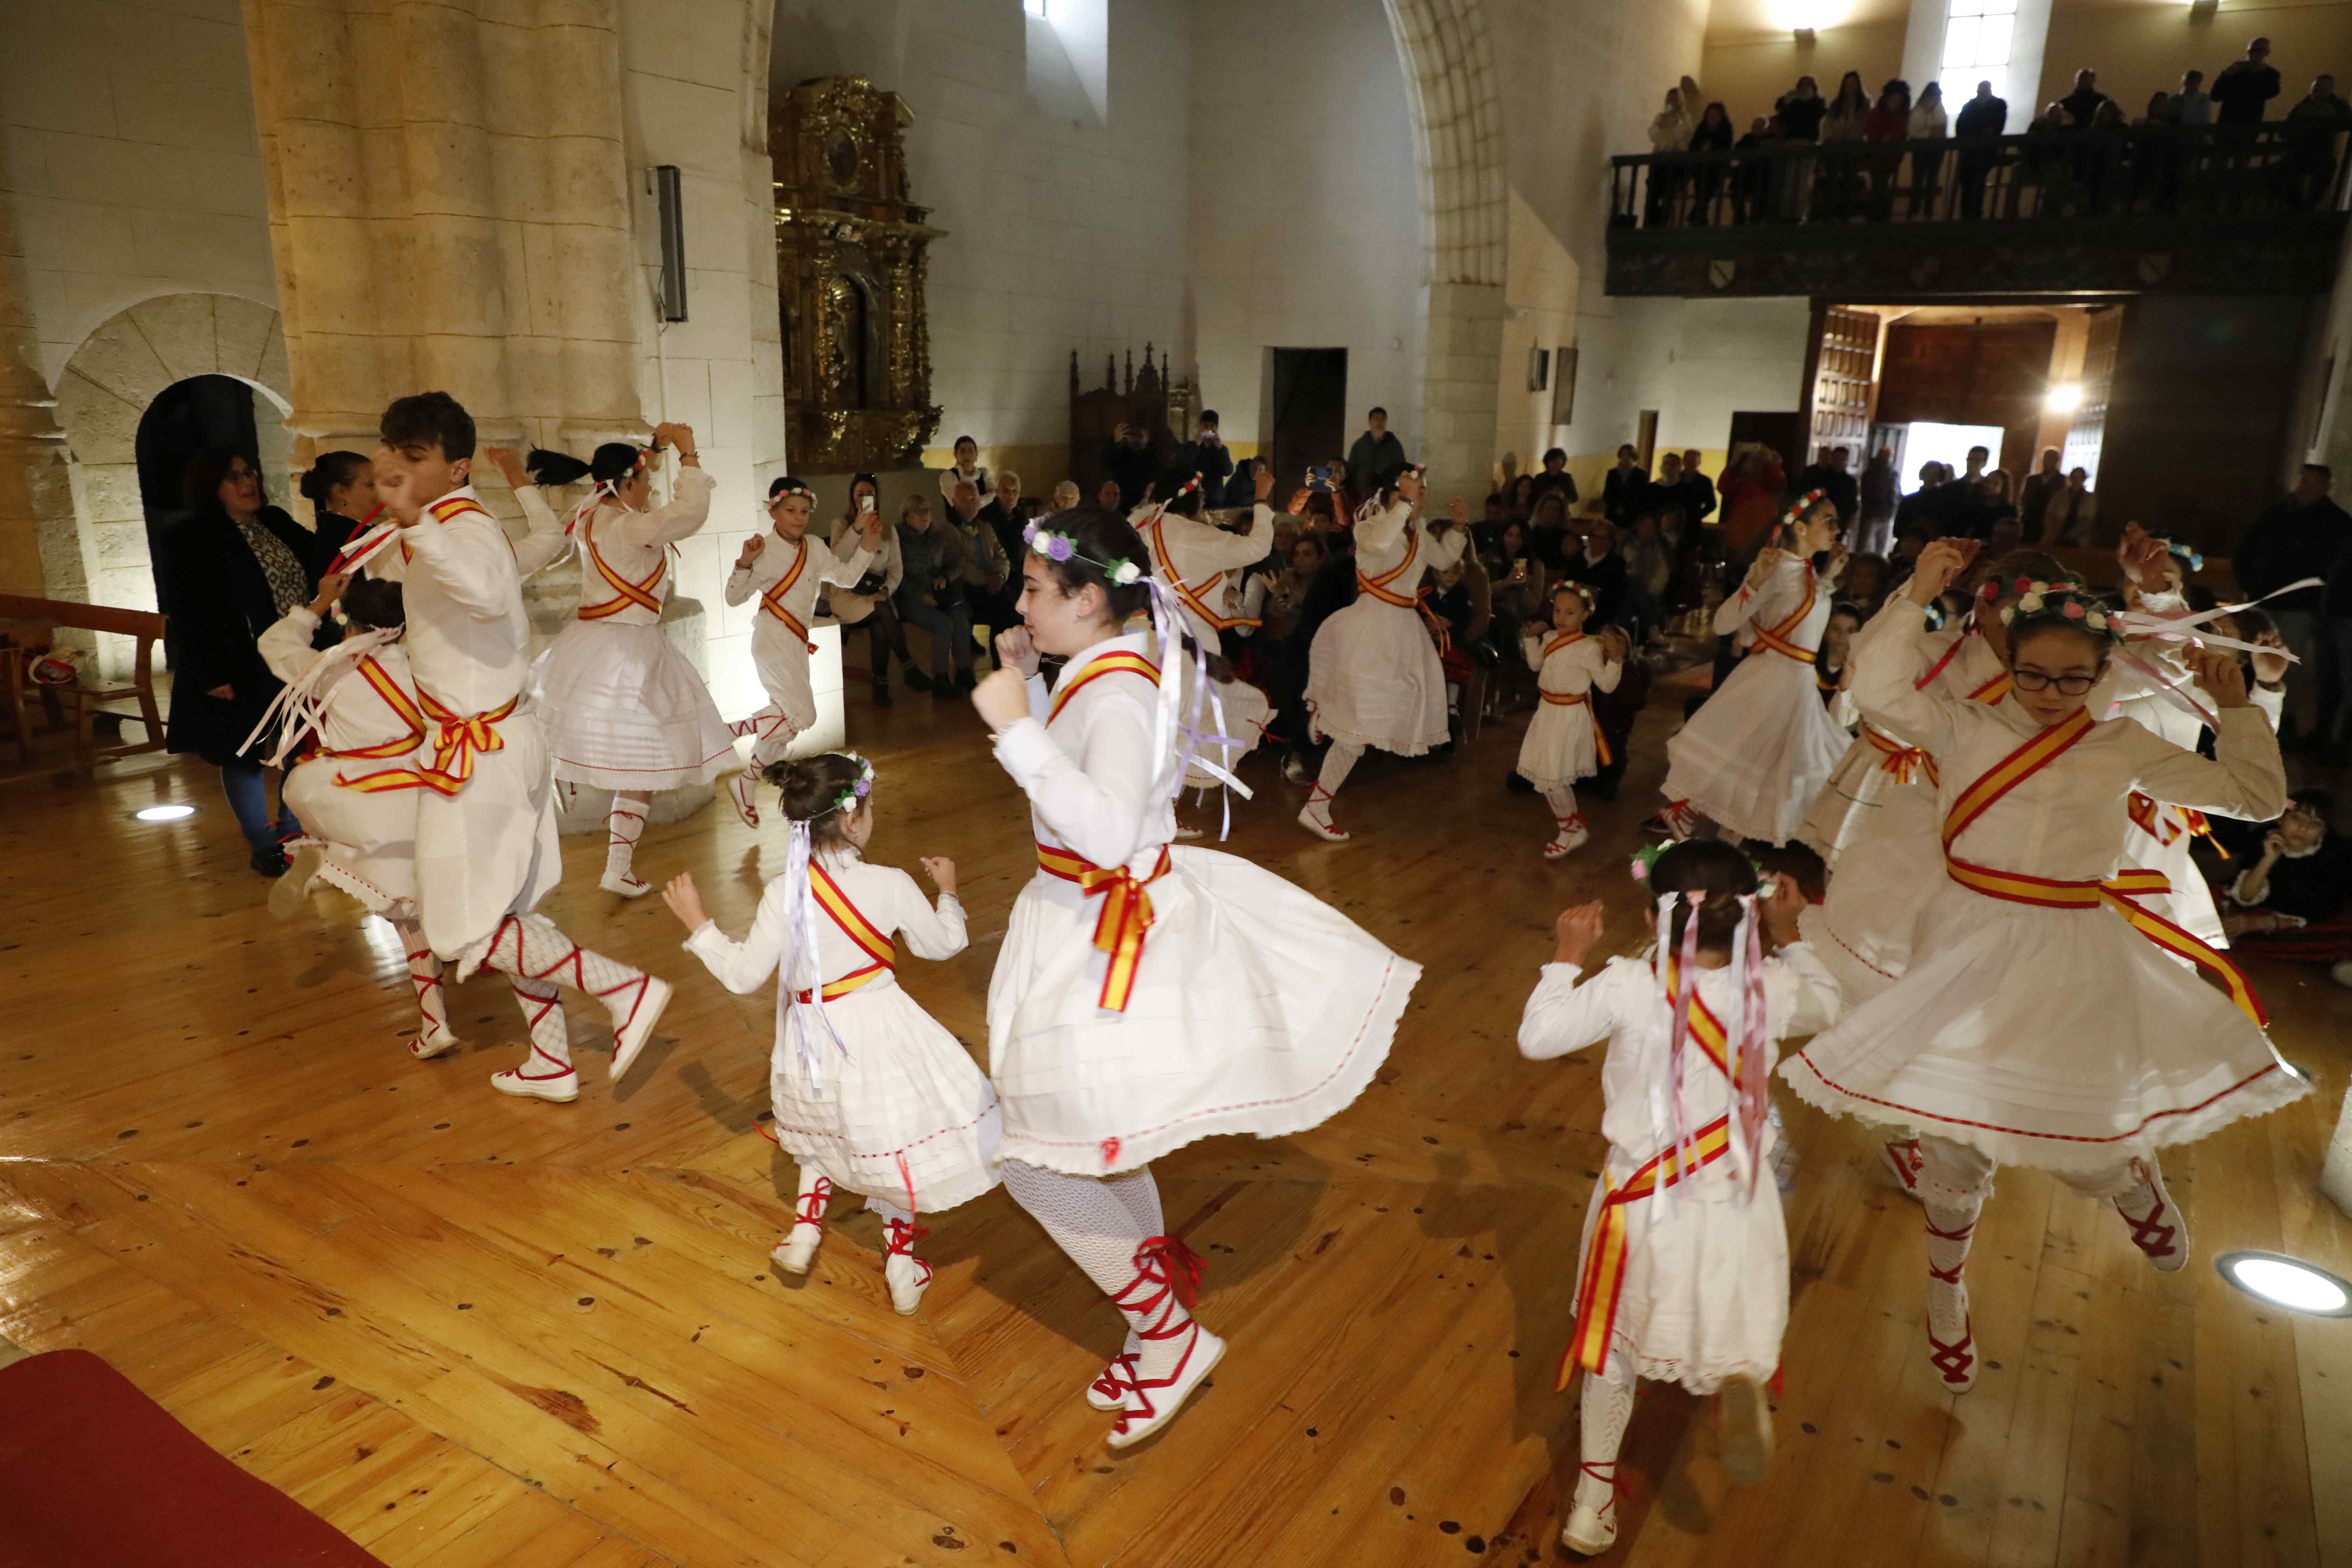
[
  {"xmin": 1269, "ymin": 348, "xmax": 1348, "ymax": 499},
  {"xmin": 137, "ymin": 374, "xmax": 266, "ymax": 559}
]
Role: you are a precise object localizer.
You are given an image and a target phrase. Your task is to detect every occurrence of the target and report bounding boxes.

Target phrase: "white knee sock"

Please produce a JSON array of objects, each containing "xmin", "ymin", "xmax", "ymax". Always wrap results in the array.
[
  {"xmin": 604, "ymin": 791, "xmax": 650, "ymax": 887},
  {"xmin": 1916, "ymin": 1136, "xmax": 1994, "ymax": 1344},
  {"xmin": 738, "ymin": 709, "xmax": 797, "ymax": 769},
  {"xmin": 504, "ymin": 973, "xmax": 574, "ymax": 1083},
  {"xmin": 790, "ymin": 1165, "xmax": 832, "ymax": 1233},
  {"xmin": 391, "ymin": 917, "xmax": 450, "ymax": 1043},
  {"xmin": 1002, "ymin": 1160, "xmax": 1205, "ymax": 1391},
  {"xmin": 479, "ymin": 912, "xmax": 654, "ymax": 1036},
  {"xmin": 1542, "ymin": 784, "xmax": 1582, "ymax": 840},
  {"xmin": 1575, "ymin": 1348, "xmax": 1637, "ymax": 1519},
  {"xmin": 1308, "ymin": 741, "xmax": 1363, "ymax": 822}
]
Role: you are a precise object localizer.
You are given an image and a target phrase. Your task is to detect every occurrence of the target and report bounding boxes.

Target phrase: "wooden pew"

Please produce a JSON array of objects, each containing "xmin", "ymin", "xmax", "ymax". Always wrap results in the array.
[{"xmin": 0, "ymin": 593, "xmax": 168, "ymax": 785}]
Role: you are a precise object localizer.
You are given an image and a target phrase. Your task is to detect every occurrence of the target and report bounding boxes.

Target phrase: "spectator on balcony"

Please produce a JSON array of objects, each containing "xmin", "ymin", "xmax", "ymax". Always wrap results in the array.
[
  {"xmin": 1777, "ymin": 76, "xmax": 1827, "ymax": 141},
  {"xmin": 2173, "ymin": 70, "xmax": 2214, "ymax": 127},
  {"xmin": 2284, "ymin": 76, "xmax": 2352, "ymax": 207},
  {"xmin": 1908, "ymin": 81, "xmax": 1949, "ymax": 216},
  {"xmin": 1954, "ymin": 79, "xmax": 2010, "ymax": 219},
  {"xmin": 2213, "ymin": 38, "xmax": 2282, "ymax": 126},
  {"xmin": 1690, "ymin": 101, "xmax": 1736, "ymax": 223},
  {"xmin": 2059, "ymin": 69, "xmax": 2112, "ymax": 128},
  {"xmin": 1648, "ymin": 87, "xmax": 1696, "ymax": 225},
  {"xmin": 2137, "ymin": 90, "xmax": 2178, "ymax": 127},
  {"xmin": 1734, "ymin": 115, "xmax": 1783, "ymax": 222},
  {"xmin": 1673, "ymin": 450, "xmax": 1717, "ymax": 526},
  {"xmin": 2235, "ymin": 463, "xmax": 2348, "ymax": 748},
  {"xmin": 1865, "ymin": 82, "xmax": 1912, "ymax": 219},
  {"xmin": 1819, "ymin": 72, "xmax": 1872, "ymax": 219},
  {"xmin": 2019, "ymin": 448, "xmax": 2065, "ymax": 541},
  {"xmin": 2024, "ymin": 101, "xmax": 2077, "ymax": 215},
  {"xmin": 1602, "ymin": 444, "xmax": 1652, "ymax": 523}
]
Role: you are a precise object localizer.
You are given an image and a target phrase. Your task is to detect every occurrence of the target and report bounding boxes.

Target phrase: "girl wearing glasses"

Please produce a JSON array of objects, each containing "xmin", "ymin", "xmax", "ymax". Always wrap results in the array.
[{"xmin": 1782, "ymin": 539, "xmax": 2303, "ymax": 1395}]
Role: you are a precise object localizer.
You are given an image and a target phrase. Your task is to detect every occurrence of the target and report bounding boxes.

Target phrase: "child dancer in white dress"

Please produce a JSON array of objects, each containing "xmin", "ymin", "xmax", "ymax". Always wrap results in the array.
[
  {"xmin": 1520, "ymin": 842, "xmax": 1840, "ymax": 1556},
  {"xmin": 971, "ymin": 507, "xmax": 1420, "ymax": 1446},
  {"xmin": 1658, "ymin": 492, "xmax": 1851, "ymax": 843},
  {"xmin": 1782, "ymin": 540, "xmax": 2303, "ymax": 1392},
  {"xmin": 370, "ymin": 396, "xmax": 672, "ymax": 1105},
  {"xmin": 662, "ymin": 752, "xmax": 1001, "ymax": 1315},
  {"xmin": 507, "ymin": 429, "xmax": 737, "ymax": 897},
  {"xmin": 252, "ymin": 573, "xmax": 453, "ymax": 1057},
  {"xmin": 1516, "ymin": 582, "xmax": 1626, "ymax": 859},
  {"xmin": 1132, "ymin": 466, "xmax": 1277, "ymax": 833},
  {"xmin": 1298, "ymin": 465, "xmax": 1467, "ymax": 840},
  {"xmin": 724, "ymin": 477, "xmax": 882, "ymax": 827}
]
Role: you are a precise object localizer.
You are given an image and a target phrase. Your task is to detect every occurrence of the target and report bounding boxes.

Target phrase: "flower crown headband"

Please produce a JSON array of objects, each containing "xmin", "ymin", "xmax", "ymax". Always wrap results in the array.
[
  {"xmin": 1023, "ymin": 519, "xmax": 1144, "ymax": 586},
  {"xmin": 796, "ymin": 752, "xmax": 876, "ymax": 820},
  {"xmin": 1977, "ymin": 570, "xmax": 2085, "ymax": 604},
  {"xmin": 1998, "ymin": 581, "xmax": 2124, "ymax": 642},
  {"xmin": 1778, "ymin": 489, "xmax": 1830, "ymax": 529}
]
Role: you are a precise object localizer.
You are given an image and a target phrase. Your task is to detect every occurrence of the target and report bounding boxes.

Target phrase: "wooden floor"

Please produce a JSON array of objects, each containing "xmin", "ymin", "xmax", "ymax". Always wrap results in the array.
[{"xmin": 4, "ymin": 667, "xmax": 2351, "ymax": 1568}]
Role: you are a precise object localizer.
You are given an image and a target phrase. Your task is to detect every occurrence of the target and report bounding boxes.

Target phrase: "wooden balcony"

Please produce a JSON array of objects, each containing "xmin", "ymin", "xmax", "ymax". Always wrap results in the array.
[{"xmin": 1604, "ymin": 124, "xmax": 2349, "ymax": 299}]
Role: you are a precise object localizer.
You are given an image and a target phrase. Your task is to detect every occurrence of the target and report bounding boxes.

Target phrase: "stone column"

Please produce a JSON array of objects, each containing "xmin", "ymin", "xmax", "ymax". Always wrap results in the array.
[
  {"xmin": 0, "ymin": 147, "xmax": 74, "ymax": 600},
  {"xmin": 1416, "ymin": 281, "xmax": 1507, "ymax": 506},
  {"xmin": 240, "ymin": 0, "xmax": 645, "ymax": 470}
]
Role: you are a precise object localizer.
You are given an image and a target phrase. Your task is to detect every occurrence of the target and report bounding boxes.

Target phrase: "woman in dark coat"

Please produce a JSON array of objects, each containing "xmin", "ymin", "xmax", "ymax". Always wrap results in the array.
[
  {"xmin": 297, "ymin": 449, "xmax": 378, "ymax": 564},
  {"xmin": 157, "ymin": 450, "xmax": 323, "ymax": 875}
]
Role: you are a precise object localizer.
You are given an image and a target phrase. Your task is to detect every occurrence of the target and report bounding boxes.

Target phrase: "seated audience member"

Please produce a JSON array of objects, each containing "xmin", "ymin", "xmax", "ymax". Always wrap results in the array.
[
  {"xmin": 1527, "ymin": 489, "xmax": 1576, "ymax": 572},
  {"xmin": 1528, "ymin": 448, "xmax": 1579, "ymax": 511},
  {"xmin": 1840, "ymin": 550, "xmax": 1889, "ymax": 615},
  {"xmin": 2223, "ymin": 789, "xmax": 2352, "ymax": 988}
]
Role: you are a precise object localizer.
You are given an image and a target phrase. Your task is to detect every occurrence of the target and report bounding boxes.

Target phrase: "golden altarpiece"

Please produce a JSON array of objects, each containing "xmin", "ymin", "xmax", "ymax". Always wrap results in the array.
[{"xmin": 771, "ymin": 78, "xmax": 944, "ymax": 472}]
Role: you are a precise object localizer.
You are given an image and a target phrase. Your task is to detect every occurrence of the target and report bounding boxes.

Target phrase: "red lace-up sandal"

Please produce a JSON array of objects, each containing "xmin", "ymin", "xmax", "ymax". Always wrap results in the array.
[{"xmin": 1104, "ymin": 1236, "xmax": 1225, "ymax": 1449}]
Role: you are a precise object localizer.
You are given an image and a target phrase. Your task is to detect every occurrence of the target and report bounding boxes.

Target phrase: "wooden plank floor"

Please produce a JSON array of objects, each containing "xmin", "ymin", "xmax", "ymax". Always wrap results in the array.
[{"xmin": 3, "ymin": 668, "xmax": 2349, "ymax": 1567}]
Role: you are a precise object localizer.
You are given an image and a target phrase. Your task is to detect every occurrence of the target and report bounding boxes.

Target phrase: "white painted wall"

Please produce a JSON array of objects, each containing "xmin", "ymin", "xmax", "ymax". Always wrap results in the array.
[
  {"xmin": 1184, "ymin": 0, "xmax": 1422, "ymax": 466},
  {"xmin": 770, "ymin": 0, "xmax": 1194, "ymax": 485},
  {"xmin": 0, "ymin": 0, "xmax": 276, "ymax": 388}
]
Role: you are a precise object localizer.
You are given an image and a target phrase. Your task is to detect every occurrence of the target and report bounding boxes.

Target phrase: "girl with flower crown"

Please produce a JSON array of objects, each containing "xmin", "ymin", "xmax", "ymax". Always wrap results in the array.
[
  {"xmin": 1656, "ymin": 492, "xmax": 1853, "ymax": 845},
  {"xmin": 1782, "ymin": 539, "xmax": 2303, "ymax": 1395},
  {"xmin": 1297, "ymin": 464, "xmax": 1469, "ymax": 840},
  {"xmin": 969, "ymin": 506, "xmax": 1419, "ymax": 1447},
  {"xmin": 659, "ymin": 751, "xmax": 999, "ymax": 1317},
  {"xmin": 1516, "ymin": 581, "xmax": 1629, "ymax": 858},
  {"xmin": 1519, "ymin": 841, "xmax": 1840, "ymax": 1556},
  {"xmin": 491, "ymin": 431, "xmax": 739, "ymax": 898}
]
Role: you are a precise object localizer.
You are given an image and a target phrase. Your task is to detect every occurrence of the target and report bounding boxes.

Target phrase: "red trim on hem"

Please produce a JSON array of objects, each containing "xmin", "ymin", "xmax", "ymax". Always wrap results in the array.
[{"xmin": 1786, "ymin": 1051, "xmax": 2284, "ymax": 1144}]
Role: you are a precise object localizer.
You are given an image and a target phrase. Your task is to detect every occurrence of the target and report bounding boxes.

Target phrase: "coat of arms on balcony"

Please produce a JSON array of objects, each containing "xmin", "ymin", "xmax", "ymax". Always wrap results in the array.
[{"xmin": 772, "ymin": 76, "xmax": 945, "ymax": 472}]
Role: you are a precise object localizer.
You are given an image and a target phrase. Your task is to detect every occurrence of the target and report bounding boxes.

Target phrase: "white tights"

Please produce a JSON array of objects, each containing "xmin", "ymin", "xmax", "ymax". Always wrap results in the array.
[
  {"xmin": 1541, "ymin": 784, "xmax": 1582, "ymax": 841},
  {"xmin": 389, "ymin": 916, "xmax": 451, "ymax": 1045},
  {"xmin": 476, "ymin": 912, "xmax": 653, "ymax": 1082},
  {"xmin": 1574, "ymin": 1348, "xmax": 1637, "ymax": 1521},
  {"xmin": 604, "ymin": 790, "xmax": 651, "ymax": 886},
  {"xmin": 1913, "ymin": 1135, "xmax": 2162, "ymax": 1337},
  {"xmin": 1002, "ymin": 1160, "xmax": 1184, "ymax": 1379},
  {"xmin": 1306, "ymin": 740, "xmax": 1365, "ymax": 824}
]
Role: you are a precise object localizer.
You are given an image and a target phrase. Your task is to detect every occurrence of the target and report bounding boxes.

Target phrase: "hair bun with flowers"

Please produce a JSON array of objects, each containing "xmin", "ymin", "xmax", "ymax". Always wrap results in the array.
[
  {"xmin": 1998, "ymin": 580, "xmax": 2124, "ymax": 642},
  {"xmin": 820, "ymin": 753, "xmax": 876, "ymax": 818}
]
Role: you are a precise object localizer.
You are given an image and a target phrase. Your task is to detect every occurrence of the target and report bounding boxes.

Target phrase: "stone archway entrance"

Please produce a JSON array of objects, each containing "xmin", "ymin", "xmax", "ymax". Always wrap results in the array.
[{"xmin": 49, "ymin": 293, "xmax": 290, "ymax": 675}]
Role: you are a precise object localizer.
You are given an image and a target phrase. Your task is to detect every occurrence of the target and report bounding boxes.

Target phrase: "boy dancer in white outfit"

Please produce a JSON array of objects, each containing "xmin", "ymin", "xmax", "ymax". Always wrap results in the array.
[
  {"xmin": 369, "ymin": 393, "xmax": 671, "ymax": 1103},
  {"xmin": 723, "ymin": 476, "xmax": 882, "ymax": 825}
]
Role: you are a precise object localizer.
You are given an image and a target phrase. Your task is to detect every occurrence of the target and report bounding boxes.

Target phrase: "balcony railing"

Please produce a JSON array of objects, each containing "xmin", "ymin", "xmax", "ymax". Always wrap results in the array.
[
  {"xmin": 1604, "ymin": 123, "xmax": 2350, "ymax": 297},
  {"xmin": 1610, "ymin": 122, "xmax": 2349, "ymax": 231}
]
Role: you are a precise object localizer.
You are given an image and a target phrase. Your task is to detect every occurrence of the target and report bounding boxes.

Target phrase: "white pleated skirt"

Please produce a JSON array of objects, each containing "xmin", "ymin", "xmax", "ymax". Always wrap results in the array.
[
  {"xmin": 1303, "ymin": 598, "xmax": 1450, "ymax": 756},
  {"xmin": 769, "ymin": 979, "xmax": 1003, "ymax": 1213},
  {"xmin": 533, "ymin": 621, "xmax": 737, "ymax": 791},
  {"xmin": 1662, "ymin": 652, "xmax": 1851, "ymax": 844},
  {"xmin": 986, "ymin": 846, "xmax": 1418, "ymax": 1175},
  {"xmin": 1571, "ymin": 1155, "xmax": 1790, "ymax": 1394},
  {"xmin": 1782, "ymin": 876, "xmax": 2307, "ymax": 1173}
]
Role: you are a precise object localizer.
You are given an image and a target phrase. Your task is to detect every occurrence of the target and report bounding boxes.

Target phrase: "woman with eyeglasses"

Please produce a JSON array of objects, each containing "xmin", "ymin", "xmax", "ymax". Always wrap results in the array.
[
  {"xmin": 1783, "ymin": 538, "xmax": 2302, "ymax": 1398},
  {"xmin": 156, "ymin": 450, "xmax": 324, "ymax": 876}
]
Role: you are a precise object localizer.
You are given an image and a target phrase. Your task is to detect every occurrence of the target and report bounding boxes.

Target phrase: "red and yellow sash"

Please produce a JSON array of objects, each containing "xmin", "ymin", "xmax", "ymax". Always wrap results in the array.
[
  {"xmin": 1036, "ymin": 841, "xmax": 1170, "ymax": 1012},
  {"xmin": 399, "ymin": 493, "xmax": 501, "ymax": 567},
  {"xmin": 1941, "ymin": 709, "xmax": 2264, "ymax": 1024},
  {"xmin": 334, "ymin": 688, "xmax": 518, "ymax": 796},
  {"xmin": 307, "ymin": 657, "xmax": 428, "ymax": 780},
  {"xmin": 1746, "ymin": 567, "xmax": 1818, "ymax": 663},
  {"xmin": 577, "ymin": 524, "xmax": 666, "ymax": 621},
  {"xmin": 795, "ymin": 862, "xmax": 896, "ymax": 1002},
  {"xmin": 1561, "ymin": 967, "xmax": 1738, "ymax": 1385},
  {"xmin": 2125, "ymin": 791, "xmax": 2220, "ymax": 854},
  {"xmin": 1048, "ymin": 651, "xmax": 1161, "ymax": 724},
  {"xmin": 1911, "ymin": 629, "xmax": 2010, "ymax": 704},
  {"xmin": 1356, "ymin": 529, "xmax": 1422, "ymax": 608},
  {"xmin": 758, "ymin": 539, "xmax": 816, "ymax": 652},
  {"xmin": 1862, "ymin": 723, "xmax": 1938, "ymax": 786},
  {"xmin": 1147, "ymin": 517, "xmax": 1259, "ymax": 632},
  {"xmin": 1538, "ymin": 635, "xmax": 1612, "ymax": 762},
  {"xmin": 1967, "ymin": 672, "xmax": 2013, "ymax": 704}
]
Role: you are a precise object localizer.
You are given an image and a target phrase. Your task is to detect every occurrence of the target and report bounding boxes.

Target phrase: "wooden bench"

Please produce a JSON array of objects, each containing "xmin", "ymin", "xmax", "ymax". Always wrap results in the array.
[{"xmin": 0, "ymin": 593, "xmax": 168, "ymax": 785}]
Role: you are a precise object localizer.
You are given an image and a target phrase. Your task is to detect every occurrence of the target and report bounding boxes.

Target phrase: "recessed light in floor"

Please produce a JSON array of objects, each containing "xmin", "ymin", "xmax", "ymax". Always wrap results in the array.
[
  {"xmin": 2215, "ymin": 1250, "xmax": 2352, "ymax": 1317},
  {"xmin": 134, "ymin": 804, "xmax": 196, "ymax": 822}
]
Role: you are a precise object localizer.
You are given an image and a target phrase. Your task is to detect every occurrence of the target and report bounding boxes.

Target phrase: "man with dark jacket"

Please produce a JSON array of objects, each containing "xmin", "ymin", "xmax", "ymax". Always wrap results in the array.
[
  {"xmin": 2239, "ymin": 464, "xmax": 2352, "ymax": 748},
  {"xmin": 1345, "ymin": 408, "xmax": 1407, "ymax": 497},
  {"xmin": 1176, "ymin": 410, "xmax": 1236, "ymax": 498},
  {"xmin": 1601, "ymin": 445, "xmax": 1652, "ymax": 523},
  {"xmin": 1673, "ymin": 449, "xmax": 1717, "ymax": 526},
  {"xmin": 975, "ymin": 471, "xmax": 1030, "ymax": 577},
  {"xmin": 2213, "ymin": 37, "xmax": 2283, "ymax": 126},
  {"xmin": 1100, "ymin": 422, "xmax": 1158, "ymax": 510},
  {"xmin": 1954, "ymin": 80, "xmax": 2010, "ymax": 218}
]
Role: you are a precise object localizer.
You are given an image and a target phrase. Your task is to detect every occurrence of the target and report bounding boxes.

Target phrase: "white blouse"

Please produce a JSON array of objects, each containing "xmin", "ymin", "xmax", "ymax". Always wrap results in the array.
[
  {"xmin": 685, "ymin": 849, "xmax": 967, "ymax": 995},
  {"xmin": 991, "ymin": 631, "xmax": 1176, "ymax": 872}
]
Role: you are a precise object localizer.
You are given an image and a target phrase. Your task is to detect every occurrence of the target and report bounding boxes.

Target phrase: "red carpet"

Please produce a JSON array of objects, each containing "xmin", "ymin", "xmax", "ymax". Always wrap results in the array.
[{"xmin": 0, "ymin": 1349, "xmax": 387, "ymax": 1568}]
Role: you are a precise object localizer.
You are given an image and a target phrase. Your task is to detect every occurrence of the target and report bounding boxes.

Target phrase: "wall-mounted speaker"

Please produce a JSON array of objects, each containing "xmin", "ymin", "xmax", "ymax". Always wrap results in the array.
[{"xmin": 652, "ymin": 165, "xmax": 687, "ymax": 323}]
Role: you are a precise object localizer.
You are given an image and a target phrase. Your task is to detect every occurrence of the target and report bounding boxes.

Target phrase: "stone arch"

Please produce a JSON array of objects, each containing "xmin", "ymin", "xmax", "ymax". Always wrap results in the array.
[
  {"xmin": 50, "ymin": 293, "xmax": 290, "ymax": 671},
  {"xmin": 1382, "ymin": 0, "xmax": 1508, "ymax": 496}
]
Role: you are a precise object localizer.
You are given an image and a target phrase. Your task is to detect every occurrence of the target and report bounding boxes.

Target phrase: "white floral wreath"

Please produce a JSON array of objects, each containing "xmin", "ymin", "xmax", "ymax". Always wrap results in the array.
[
  {"xmin": 1997, "ymin": 580, "xmax": 2121, "ymax": 640},
  {"xmin": 1024, "ymin": 520, "xmax": 1142, "ymax": 585}
]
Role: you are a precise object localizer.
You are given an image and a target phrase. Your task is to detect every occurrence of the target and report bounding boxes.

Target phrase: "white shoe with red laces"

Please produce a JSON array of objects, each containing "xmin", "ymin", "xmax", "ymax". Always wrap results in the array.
[
  {"xmin": 1106, "ymin": 1324, "xmax": 1223, "ymax": 1448},
  {"xmin": 883, "ymin": 1216, "xmax": 933, "ymax": 1315},
  {"xmin": 490, "ymin": 1063, "xmax": 580, "ymax": 1103},
  {"xmin": 409, "ymin": 1021, "xmax": 461, "ymax": 1060},
  {"xmin": 1103, "ymin": 1236, "xmax": 1223, "ymax": 1448},
  {"xmin": 600, "ymin": 870, "xmax": 653, "ymax": 898},
  {"xmin": 1086, "ymin": 1334, "xmax": 1143, "ymax": 1412},
  {"xmin": 1561, "ymin": 1463, "xmax": 1620, "ymax": 1556},
  {"xmin": 728, "ymin": 768, "xmax": 760, "ymax": 828},
  {"xmin": 608, "ymin": 976, "xmax": 672, "ymax": 1084},
  {"xmin": 2114, "ymin": 1158, "xmax": 2188, "ymax": 1272}
]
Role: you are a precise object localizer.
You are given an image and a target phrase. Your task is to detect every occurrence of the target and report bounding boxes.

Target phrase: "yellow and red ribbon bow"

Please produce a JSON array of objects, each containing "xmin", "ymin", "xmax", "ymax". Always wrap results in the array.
[{"xmin": 1037, "ymin": 842, "xmax": 1170, "ymax": 1012}]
